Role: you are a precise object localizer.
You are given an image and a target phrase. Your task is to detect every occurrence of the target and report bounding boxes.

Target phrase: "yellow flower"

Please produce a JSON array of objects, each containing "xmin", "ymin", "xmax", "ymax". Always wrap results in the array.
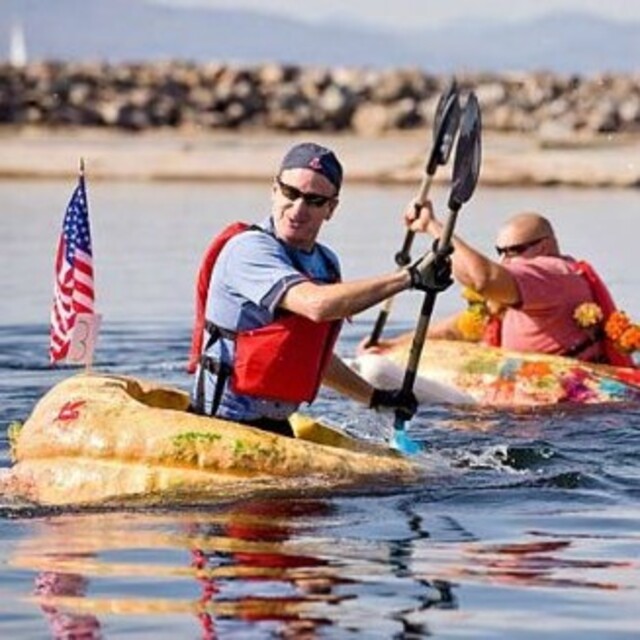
[
  {"xmin": 458, "ymin": 287, "xmax": 493, "ymax": 341},
  {"xmin": 461, "ymin": 286, "xmax": 486, "ymax": 304},
  {"xmin": 456, "ymin": 305, "xmax": 488, "ymax": 341},
  {"xmin": 573, "ymin": 302, "xmax": 604, "ymax": 328}
]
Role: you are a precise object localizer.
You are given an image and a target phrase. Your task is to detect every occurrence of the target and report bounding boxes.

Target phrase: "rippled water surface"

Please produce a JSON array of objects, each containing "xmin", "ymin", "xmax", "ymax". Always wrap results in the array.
[{"xmin": 1, "ymin": 180, "xmax": 640, "ymax": 638}]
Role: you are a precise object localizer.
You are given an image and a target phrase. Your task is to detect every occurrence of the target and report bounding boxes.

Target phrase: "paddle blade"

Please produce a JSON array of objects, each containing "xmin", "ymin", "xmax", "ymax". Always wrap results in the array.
[
  {"xmin": 448, "ymin": 92, "xmax": 482, "ymax": 212},
  {"xmin": 391, "ymin": 425, "xmax": 422, "ymax": 455},
  {"xmin": 426, "ymin": 82, "xmax": 461, "ymax": 176},
  {"xmin": 432, "ymin": 78, "xmax": 457, "ymax": 135}
]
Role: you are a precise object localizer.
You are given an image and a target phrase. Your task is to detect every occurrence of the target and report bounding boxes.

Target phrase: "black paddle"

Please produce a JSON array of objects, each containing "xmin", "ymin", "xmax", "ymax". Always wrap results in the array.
[
  {"xmin": 392, "ymin": 92, "xmax": 482, "ymax": 455},
  {"xmin": 365, "ymin": 80, "xmax": 461, "ymax": 348}
]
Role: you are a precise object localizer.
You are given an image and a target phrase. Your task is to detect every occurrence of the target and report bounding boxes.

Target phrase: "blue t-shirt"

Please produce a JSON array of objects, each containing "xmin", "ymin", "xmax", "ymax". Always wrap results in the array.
[{"xmin": 192, "ymin": 217, "xmax": 341, "ymax": 421}]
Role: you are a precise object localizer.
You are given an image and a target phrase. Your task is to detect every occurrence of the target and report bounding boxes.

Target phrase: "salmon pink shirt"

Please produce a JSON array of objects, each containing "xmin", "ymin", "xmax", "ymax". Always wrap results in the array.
[{"xmin": 501, "ymin": 255, "xmax": 601, "ymax": 360}]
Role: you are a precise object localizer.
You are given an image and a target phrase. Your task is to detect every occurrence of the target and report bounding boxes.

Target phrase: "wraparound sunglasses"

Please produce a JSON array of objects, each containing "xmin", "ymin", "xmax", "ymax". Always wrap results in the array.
[
  {"xmin": 276, "ymin": 177, "xmax": 336, "ymax": 207},
  {"xmin": 495, "ymin": 236, "xmax": 548, "ymax": 257}
]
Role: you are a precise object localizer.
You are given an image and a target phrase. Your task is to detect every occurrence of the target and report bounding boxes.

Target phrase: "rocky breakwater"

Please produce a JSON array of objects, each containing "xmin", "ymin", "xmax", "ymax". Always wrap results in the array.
[
  {"xmin": 1, "ymin": 61, "xmax": 640, "ymax": 137},
  {"xmin": 0, "ymin": 61, "xmax": 639, "ymax": 187}
]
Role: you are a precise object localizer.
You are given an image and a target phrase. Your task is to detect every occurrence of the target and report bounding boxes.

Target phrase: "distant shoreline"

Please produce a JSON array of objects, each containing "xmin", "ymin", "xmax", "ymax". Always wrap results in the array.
[{"xmin": 1, "ymin": 127, "xmax": 639, "ymax": 189}]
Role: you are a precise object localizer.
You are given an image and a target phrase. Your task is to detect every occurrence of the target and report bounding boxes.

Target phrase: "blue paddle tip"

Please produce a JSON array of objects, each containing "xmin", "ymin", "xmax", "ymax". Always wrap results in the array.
[{"xmin": 391, "ymin": 429, "xmax": 422, "ymax": 456}]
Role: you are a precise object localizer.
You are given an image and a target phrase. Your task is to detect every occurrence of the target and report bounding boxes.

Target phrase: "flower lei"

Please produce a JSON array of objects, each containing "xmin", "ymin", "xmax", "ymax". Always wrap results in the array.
[
  {"xmin": 458, "ymin": 291, "xmax": 640, "ymax": 354},
  {"xmin": 456, "ymin": 287, "xmax": 493, "ymax": 341},
  {"xmin": 574, "ymin": 303, "xmax": 640, "ymax": 354}
]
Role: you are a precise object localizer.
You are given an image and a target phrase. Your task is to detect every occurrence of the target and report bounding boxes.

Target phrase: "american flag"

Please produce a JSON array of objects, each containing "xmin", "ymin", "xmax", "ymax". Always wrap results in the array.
[{"xmin": 49, "ymin": 172, "xmax": 95, "ymax": 363}]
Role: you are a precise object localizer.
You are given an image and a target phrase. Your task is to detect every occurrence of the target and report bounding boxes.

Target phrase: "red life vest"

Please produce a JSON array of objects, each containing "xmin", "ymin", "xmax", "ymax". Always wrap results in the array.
[
  {"xmin": 188, "ymin": 222, "xmax": 249, "ymax": 373},
  {"xmin": 480, "ymin": 258, "xmax": 634, "ymax": 368},
  {"xmin": 571, "ymin": 260, "xmax": 634, "ymax": 368},
  {"xmin": 481, "ymin": 315, "xmax": 502, "ymax": 347},
  {"xmin": 188, "ymin": 222, "xmax": 341, "ymax": 405},
  {"xmin": 231, "ymin": 312, "xmax": 340, "ymax": 403}
]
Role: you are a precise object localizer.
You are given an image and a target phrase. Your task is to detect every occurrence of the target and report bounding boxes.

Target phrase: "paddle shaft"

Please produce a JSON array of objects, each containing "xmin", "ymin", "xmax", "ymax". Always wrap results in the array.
[
  {"xmin": 395, "ymin": 173, "xmax": 434, "ymax": 266},
  {"xmin": 400, "ymin": 288, "xmax": 437, "ymax": 394},
  {"xmin": 397, "ymin": 207, "xmax": 460, "ymax": 399},
  {"xmin": 365, "ymin": 173, "xmax": 434, "ymax": 348}
]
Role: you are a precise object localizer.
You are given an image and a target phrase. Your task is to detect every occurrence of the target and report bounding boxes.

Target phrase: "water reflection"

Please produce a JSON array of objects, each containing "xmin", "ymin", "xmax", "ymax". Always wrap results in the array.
[
  {"xmin": 388, "ymin": 498, "xmax": 459, "ymax": 637},
  {"xmin": 185, "ymin": 499, "xmax": 351, "ymax": 638},
  {"xmin": 34, "ymin": 572, "xmax": 102, "ymax": 639},
  {"xmin": 7, "ymin": 494, "xmax": 640, "ymax": 638},
  {"xmin": 11, "ymin": 498, "xmax": 461, "ymax": 638},
  {"xmin": 453, "ymin": 538, "xmax": 632, "ymax": 591}
]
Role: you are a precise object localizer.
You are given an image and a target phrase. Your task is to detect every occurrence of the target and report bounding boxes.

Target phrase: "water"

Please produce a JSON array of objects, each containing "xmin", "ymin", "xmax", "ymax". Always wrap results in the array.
[{"xmin": 1, "ymin": 179, "xmax": 640, "ymax": 638}]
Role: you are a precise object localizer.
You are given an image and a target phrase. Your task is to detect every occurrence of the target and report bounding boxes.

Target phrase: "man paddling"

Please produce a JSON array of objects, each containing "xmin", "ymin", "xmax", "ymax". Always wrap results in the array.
[
  {"xmin": 188, "ymin": 142, "xmax": 451, "ymax": 436},
  {"xmin": 366, "ymin": 202, "xmax": 633, "ymax": 367}
]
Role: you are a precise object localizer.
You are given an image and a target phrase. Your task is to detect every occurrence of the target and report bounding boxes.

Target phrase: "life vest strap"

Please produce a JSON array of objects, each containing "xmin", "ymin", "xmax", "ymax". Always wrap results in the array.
[
  {"xmin": 192, "ymin": 354, "xmax": 232, "ymax": 417},
  {"xmin": 204, "ymin": 320, "xmax": 236, "ymax": 343},
  {"xmin": 563, "ymin": 328, "xmax": 606, "ymax": 363},
  {"xmin": 193, "ymin": 314, "xmax": 234, "ymax": 418}
]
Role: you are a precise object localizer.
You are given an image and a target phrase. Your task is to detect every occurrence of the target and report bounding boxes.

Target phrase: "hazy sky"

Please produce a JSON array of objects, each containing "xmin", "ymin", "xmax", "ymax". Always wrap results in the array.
[{"xmin": 155, "ymin": 0, "xmax": 639, "ymax": 29}]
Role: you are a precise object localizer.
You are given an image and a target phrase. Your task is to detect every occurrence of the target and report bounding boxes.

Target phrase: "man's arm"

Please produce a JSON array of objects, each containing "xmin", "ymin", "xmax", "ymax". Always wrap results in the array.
[
  {"xmin": 322, "ymin": 353, "xmax": 375, "ymax": 404},
  {"xmin": 323, "ymin": 353, "xmax": 419, "ymax": 419},
  {"xmin": 279, "ymin": 270, "xmax": 411, "ymax": 322},
  {"xmin": 406, "ymin": 201, "xmax": 521, "ymax": 306}
]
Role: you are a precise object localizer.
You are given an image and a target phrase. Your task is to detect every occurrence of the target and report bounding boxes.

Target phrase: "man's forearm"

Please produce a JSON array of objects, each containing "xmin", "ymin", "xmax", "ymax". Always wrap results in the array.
[
  {"xmin": 282, "ymin": 270, "xmax": 411, "ymax": 322},
  {"xmin": 322, "ymin": 354, "xmax": 374, "ymax": 405}
]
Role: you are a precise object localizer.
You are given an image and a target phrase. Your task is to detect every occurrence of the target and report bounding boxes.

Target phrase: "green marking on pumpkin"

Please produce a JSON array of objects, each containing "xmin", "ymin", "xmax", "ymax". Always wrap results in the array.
[
  {"xmin": 171, "ymin": 431, "xmax": 222, "ymax": 464},
  {"xmin": 233, "ymin": 439, "xmax": 281, "ymax": 462},
  {"xmin": 8, "ymin": 421, "xmax": 23, "ymax": 462}
]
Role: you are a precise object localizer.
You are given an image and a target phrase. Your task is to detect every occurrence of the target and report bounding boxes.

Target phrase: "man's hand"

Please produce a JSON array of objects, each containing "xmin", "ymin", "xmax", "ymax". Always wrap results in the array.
[
  {"xmin": 404, "ymin": 199, "xmax": 435, "ymax": 232},
  {"xmin": 407, "ymin": 244, "xmax": 454, "ymax": 293},
  {"xmin": 370, "ymin": 388, "xmax": 418, "ymax": 421}
]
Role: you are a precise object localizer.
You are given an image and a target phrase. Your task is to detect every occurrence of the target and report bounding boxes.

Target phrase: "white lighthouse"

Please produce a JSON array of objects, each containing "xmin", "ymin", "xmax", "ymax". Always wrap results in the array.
[{"xmin": 9, "ymin": 21, "xmax": 27, "ymax": 68}]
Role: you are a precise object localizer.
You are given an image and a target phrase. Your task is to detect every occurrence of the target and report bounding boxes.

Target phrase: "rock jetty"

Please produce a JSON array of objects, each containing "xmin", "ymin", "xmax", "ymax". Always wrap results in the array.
[{"xmin": 1, "ymin": 61, "xmax": 639, "ymax": 139}]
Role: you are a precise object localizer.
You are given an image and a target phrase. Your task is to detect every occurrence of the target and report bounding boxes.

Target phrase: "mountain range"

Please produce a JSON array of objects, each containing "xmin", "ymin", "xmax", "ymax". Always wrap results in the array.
[{"xmin": 1, "ymin": 0, "xmax": 638, "ymax": 73}]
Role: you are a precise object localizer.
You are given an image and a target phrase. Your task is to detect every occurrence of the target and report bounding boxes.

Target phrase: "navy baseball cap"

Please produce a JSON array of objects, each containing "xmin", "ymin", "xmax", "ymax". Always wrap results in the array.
[{"xmin": 279, "ymin": 142, "xmax": 343, "ymax": 191}]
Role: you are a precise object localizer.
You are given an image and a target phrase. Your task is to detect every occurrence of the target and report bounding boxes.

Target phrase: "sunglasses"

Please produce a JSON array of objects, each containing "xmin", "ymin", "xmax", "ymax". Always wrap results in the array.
[
  {"xmin": 276, "ymin": 177, "xmax": 336, "ymax": 207},
  {"xmin": 495, "ymin": 236, "xmax": 548, "ymax": 258}
]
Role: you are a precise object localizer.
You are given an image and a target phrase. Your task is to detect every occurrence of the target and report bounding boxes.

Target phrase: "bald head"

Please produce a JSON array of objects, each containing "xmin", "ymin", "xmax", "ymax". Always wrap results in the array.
[{"xmin": 495, "ymin": 212, "xmax": 560, "ymax": 257}]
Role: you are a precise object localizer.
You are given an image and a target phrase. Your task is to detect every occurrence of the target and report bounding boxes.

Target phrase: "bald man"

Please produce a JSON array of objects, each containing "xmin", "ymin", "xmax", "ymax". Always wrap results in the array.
[{"xmin": 365, "ymin": 202, "xmax": 631, "ymax": 366}]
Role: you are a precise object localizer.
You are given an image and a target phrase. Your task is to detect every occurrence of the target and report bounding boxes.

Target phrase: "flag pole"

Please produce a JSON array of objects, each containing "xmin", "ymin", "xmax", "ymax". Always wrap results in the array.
[
  {"xmin": 77, "ymin": 156, "xmax": 92, "ymax": 374},
  {"xmin": 80, "ymin": 157, "xmax": 92, "ymax": 374}
]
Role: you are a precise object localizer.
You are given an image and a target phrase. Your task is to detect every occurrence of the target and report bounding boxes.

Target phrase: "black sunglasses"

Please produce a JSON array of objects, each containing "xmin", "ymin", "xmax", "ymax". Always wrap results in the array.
[
  {"xmin": 495, "ymin": 236, "xmax": 548, "ymax": 258},
  {"xmin": 276, "ymin": 177, "xmax": 336, "ymax": 207}
]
